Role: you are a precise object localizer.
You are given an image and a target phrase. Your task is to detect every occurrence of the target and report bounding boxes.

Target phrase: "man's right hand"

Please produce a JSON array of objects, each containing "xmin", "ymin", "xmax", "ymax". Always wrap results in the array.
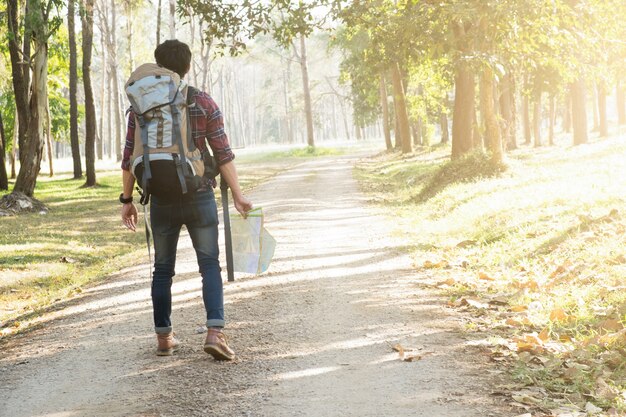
[
  {"xmin": 234, "ymin": 194, "xmax": 253, "ymax": 218},
  {"xmin": 121, "ymin": 203, "xmax": 138, "ymax": 232}
]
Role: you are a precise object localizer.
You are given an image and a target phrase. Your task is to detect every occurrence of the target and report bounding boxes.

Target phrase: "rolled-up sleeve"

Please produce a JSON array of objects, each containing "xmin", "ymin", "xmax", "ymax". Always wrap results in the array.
[{"xmin": 121, "ymin": 111, "xmax": 136, "ymax": 171}]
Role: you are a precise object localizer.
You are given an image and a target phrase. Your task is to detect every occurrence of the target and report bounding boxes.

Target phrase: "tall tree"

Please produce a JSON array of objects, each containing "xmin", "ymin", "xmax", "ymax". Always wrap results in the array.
[
  {"xmin": 571, "ymin": 79, "xmax": 588, "ymax": 145},
  {"xmin": 294, "ymin": 35, "xmax": 314, "ymax": 148},
  {"xmin": 82, "ymin": 0, "xmax": 97, "ymax": 186},
  {"xmin": 68, "ymin": 0, "xmax": 82, "ymax": 178},
  {"xmin": 450, "ymin": 20, "xmax": 476, "ymax": 159},
  {"xmin": 379, "ymin": 73, "xmax": 392, "ymax": 150},
  {"xmin": 0, "ymin": 113, "xmax": 8, "ymax": 190},
  {"xmin": 7, "ymin": 0, "xmax": 62, "ymax": 198},
  {"xmin": 390, "ymin": 62, "xmax": 411, "ymax": 153}
]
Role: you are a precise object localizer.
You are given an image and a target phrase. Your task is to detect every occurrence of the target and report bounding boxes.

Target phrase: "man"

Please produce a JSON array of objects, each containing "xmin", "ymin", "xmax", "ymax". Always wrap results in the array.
[{"xmin": 120, "ymin": 40, "xmax": 252, "ymax": 360}]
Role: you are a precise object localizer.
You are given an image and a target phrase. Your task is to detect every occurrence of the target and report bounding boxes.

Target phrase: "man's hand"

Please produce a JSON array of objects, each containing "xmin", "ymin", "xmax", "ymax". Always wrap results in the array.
[
  {"xmin": 121, "ymin": 203, "xmax": 138, "ymax": 232},
  {"xmin": 234, "ymin": 194, "xmax": 253, "ymax": 218}
]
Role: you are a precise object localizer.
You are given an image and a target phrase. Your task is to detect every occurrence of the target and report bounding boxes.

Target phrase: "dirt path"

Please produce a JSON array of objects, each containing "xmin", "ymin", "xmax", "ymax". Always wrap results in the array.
[{"xmin": 0, "ymin": 154, "xmax": 513, "ymax": 417}]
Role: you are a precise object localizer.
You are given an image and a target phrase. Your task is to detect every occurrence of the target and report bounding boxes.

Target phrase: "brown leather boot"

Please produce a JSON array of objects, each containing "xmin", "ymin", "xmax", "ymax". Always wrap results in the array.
[
  {"xmin": 156, "ymin": 332, "xmax": 180, "ymax": 356},
  {"xmin": 203, "ymin": 328, "xmax": 235, "ymax": 361}
]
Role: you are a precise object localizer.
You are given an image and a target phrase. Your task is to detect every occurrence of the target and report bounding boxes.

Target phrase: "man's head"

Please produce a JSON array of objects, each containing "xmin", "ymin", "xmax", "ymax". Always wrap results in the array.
[{"xmin": 154, "ymin": 39, "xmax": 191, "ymax": 78}]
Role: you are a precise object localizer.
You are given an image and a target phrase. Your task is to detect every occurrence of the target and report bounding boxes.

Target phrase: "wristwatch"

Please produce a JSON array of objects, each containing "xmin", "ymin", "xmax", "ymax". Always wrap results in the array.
[{"xmin": 119, "ymin": 193, "xmax": 133, "ymax": 204}]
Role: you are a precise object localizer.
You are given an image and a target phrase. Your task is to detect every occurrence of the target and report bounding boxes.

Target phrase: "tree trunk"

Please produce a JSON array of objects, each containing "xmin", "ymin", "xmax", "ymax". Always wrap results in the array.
[
  {"xmin": 355, "ymin": 124, "xmax": 362, "ymax": 140},
  {"xmin": 7, "ymin": 0, "xmax": 30, "ymax": 191},
  {"xmin": 597, "ymin": 81, "xmax": 608, "ymax": 137},
  {"xmin": 571, "ymin": 79, "xmax": 588, "ymax": 145},
  {"xmin": 379, "ymin": 74, "xmax": 392, "ymax": 150},
  {"xmin": 298, "ymin": 35, "xmax": 315, "ymax": 148},
  {"xmin": 98, "ymin": 24, "xmax": 107, "ymax": 160},
  {"xmin": 0, "ymin": 113, "xmax": 8, "ymax": 190},
  {"xmin": 480, "ymin": 68, "xmax": 503, "ymax": 163},
  {"xmin": 548, "ymin": 95, "xmax": 556, "ymax": 146},
  {"xmin": 451, "ymin": 63, "xmax": 475, "ymax": 159},
  {"xmin": 45, "ymin": 99, "xmax": 54, "ymax": 176},
  {"xmin": 394, "ymin": 115, "xmax": 401, "ymax": 149},
  {"xmin": 591, "ymin": 85, "xmax": 599, "ymax": 132},
  {"xmin": 618, "ymin": 80, "xmax": 625, "ymax": 125},
  {"xmin": 68, "ymin": 0, "xmax": 82, "ymax": 178},
  {"xmin": 533, "ymin": 91, "xmax": 541, "ymax": 147},
  {"xmin": 440, "ymin": 113, "xmax": 449, "ymax": 144},
  {"xmin": 156, "ymin": 0, "xmax": 162, "ymax": 45},
  {"xmin": 107, "ymin": 68, "xmax": 112, "ymax": 158},
  {"xmin": 563, "ymin": 93, "xmax": 572, "ymax": 133},
  {"xmin": 126, "ymin": 1, "xmax": 134, "ymax": 73},
  {"xmin": 412, "ymin": 121, "xmax": 422, "ymax": 146},
  {"xmin": 390, "ymin": 62, "xmax": 412, "ymax": 154},
  {"xmin": 472, "ymin": 106, "xmax": 481, "ymax": 150},
  {"xmin": 509, "ymin": 73, "xmax": 518, "ymax": 149},
  {"xmin": 11, "ymin": 107, "xmax": 18, "ymax": 179},
  {"xmin": 109, "ymin": 0, "xmax": 122, "ymax": 161},
  {"xmin": 169, "ymin": 0, "xmax": 176, "ymax": 39},
  {"xmin": 522, "ymin": 93, "xmax": 531, "ymax": 145},
  {"xmin": 13, "ymin": 0, "xmax": 48, "ymax": 197},
  {"xmin": 82, "ymin": 0, "xmax": 97, "ymax": 186},
  {"xmin": 499, "ymin": 72, "xmax": 514, "ymax": 150}
]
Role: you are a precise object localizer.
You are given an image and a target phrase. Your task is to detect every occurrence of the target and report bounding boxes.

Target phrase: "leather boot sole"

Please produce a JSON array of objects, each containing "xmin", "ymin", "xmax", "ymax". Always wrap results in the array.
[
  {"xmin": 156, "ymin": 348, "xmax": 174, "ymax": 356},
  {"xmin": 203, "ymin": 344, "xmax": 235, "ymax": 361}
]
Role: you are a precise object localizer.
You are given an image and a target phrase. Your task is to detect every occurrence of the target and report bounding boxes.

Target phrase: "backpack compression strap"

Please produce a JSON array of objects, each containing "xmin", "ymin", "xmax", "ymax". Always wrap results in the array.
[{"xmin": 137, "ymin": 114, "xmax": 152, "ymax": 205}]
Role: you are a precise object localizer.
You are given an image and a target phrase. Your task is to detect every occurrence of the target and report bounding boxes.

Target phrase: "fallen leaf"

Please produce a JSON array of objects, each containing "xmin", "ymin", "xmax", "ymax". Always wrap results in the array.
[
  {"xmin": 424, "ymin": 260, "xmax": 449, "ymax": 269},
  {"xmin": 597, "ymin": 319, "xmax": 624, "ymax": 333},
  {"xmin": 456, "ymin": 239, "xmax": 476, "ymax": 248},
  {"xmin": 392, "ymin": 343, "xmax": 405, "ymax": 359},
  {"xmin": 510, "ymin": 305, "xmax": 528, "ymax": 312},
  {"xmin": 437, "ymin": 278, "xmax": 456, "ymax": 287},
  {"xmin": 479, "ymin": 271, "xmax": 495, "ymax": 281},
  {"xmin": 585, "ymin": 402, "xmax": 603, "ymax": 414},
  {"xmin": 549, "ymin": 308, "xmax": 573, "ymax": 322},
  {"xmin": 461, "ymin": 298, "xmax": 491, "ymax": 310},
  {"xmin": 517, "ymin": 279, "xmax": 540, "ymax": 291},
  {"xmin": 595, "ymin": 377, "xmax": 619, "ymax": 401},
  {"xmin": 403, "ymin": 354, "xmax": 422, "ymax": 362},
  {"xmin": 538, "ymin": 328, "xmax": 550, "ymax": 342},
  {"xmin": 489, "ymin": 295, "xmax": 509, "ymax": 306},
  {"xmin": 512, "ymin": 393, "xmax": 541, "ymax": 405}
]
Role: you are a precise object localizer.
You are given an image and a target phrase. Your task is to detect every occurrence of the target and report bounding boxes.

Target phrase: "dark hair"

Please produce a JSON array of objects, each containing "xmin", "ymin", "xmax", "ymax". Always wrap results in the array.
[{"xmin": 154, "ymin": 40, "xmax": 191, "ymax": 78}]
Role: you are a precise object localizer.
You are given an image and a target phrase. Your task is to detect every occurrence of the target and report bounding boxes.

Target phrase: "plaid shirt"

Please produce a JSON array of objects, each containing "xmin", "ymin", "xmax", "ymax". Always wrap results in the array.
[{"xmin": 121, "ymin": 88, "xmax": 235, "ymax": 172}]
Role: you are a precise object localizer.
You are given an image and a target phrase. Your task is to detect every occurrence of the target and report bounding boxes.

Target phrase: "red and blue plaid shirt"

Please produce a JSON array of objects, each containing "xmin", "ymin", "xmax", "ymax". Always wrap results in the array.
[{"xmin": 121, "ymin": 88, "xmax": 235, "ymax": 172}]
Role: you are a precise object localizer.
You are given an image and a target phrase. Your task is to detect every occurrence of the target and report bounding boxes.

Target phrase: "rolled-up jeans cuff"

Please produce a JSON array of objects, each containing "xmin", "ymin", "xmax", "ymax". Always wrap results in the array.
[
  {"xmin": 155, "ymin": 326, "xmax": 173, "ymax": 334},
  {"xmin": 206, "ymin": 319, "xmax": 225, "ymax": 328}
]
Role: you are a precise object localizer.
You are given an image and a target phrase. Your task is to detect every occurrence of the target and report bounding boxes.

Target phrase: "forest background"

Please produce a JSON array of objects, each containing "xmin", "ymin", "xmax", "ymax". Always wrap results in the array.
[{"xmin": 1, "ymin": 0, "xmax": 626, "ymax": 415}]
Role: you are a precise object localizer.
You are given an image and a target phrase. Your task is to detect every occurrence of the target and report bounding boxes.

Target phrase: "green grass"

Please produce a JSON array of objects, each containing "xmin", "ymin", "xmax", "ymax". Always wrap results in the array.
[
  {"xmin": 0, "ymin": 172, "xmax": 147, "ymax": 328},
  {"xmin": 356, "ymin": 133, "xmax": 626, "ymax": 413}
]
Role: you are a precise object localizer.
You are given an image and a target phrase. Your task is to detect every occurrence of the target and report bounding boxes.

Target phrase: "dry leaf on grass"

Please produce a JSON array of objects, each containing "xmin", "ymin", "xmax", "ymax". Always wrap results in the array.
[
  {"xmin": 549, "ymin": 308, "xmax": 575, "ymax": 323},
  {"xmin": 478, "ymin": 271, "xmax": 496, "ymax": 281},
  {"xmin": 423, "ymin": 260, "xmax": 449, "ymax": 269},
  {"xmin": 461, "ymin": 298, "xmax": 491, "ymax": 310},
  {"xmin": 437, "ymin": 278, "xmax": 457, "ymax": 287},
  {"xmin": 596, "ymin": 319, "xmax": 624, "ymax": 333}
]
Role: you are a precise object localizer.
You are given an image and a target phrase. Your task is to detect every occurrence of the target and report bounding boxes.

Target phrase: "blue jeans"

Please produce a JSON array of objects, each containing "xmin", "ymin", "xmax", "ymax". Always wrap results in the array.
[{"xmin": 150, "ymin": 189, "xmax": 224, "ymax": 334}]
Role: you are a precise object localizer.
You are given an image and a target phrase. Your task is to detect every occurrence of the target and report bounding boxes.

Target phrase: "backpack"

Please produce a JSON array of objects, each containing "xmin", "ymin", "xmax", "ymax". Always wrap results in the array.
[{"xmin": 125, "ymin": 63, "xmax": 217, "ymax": 203}]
